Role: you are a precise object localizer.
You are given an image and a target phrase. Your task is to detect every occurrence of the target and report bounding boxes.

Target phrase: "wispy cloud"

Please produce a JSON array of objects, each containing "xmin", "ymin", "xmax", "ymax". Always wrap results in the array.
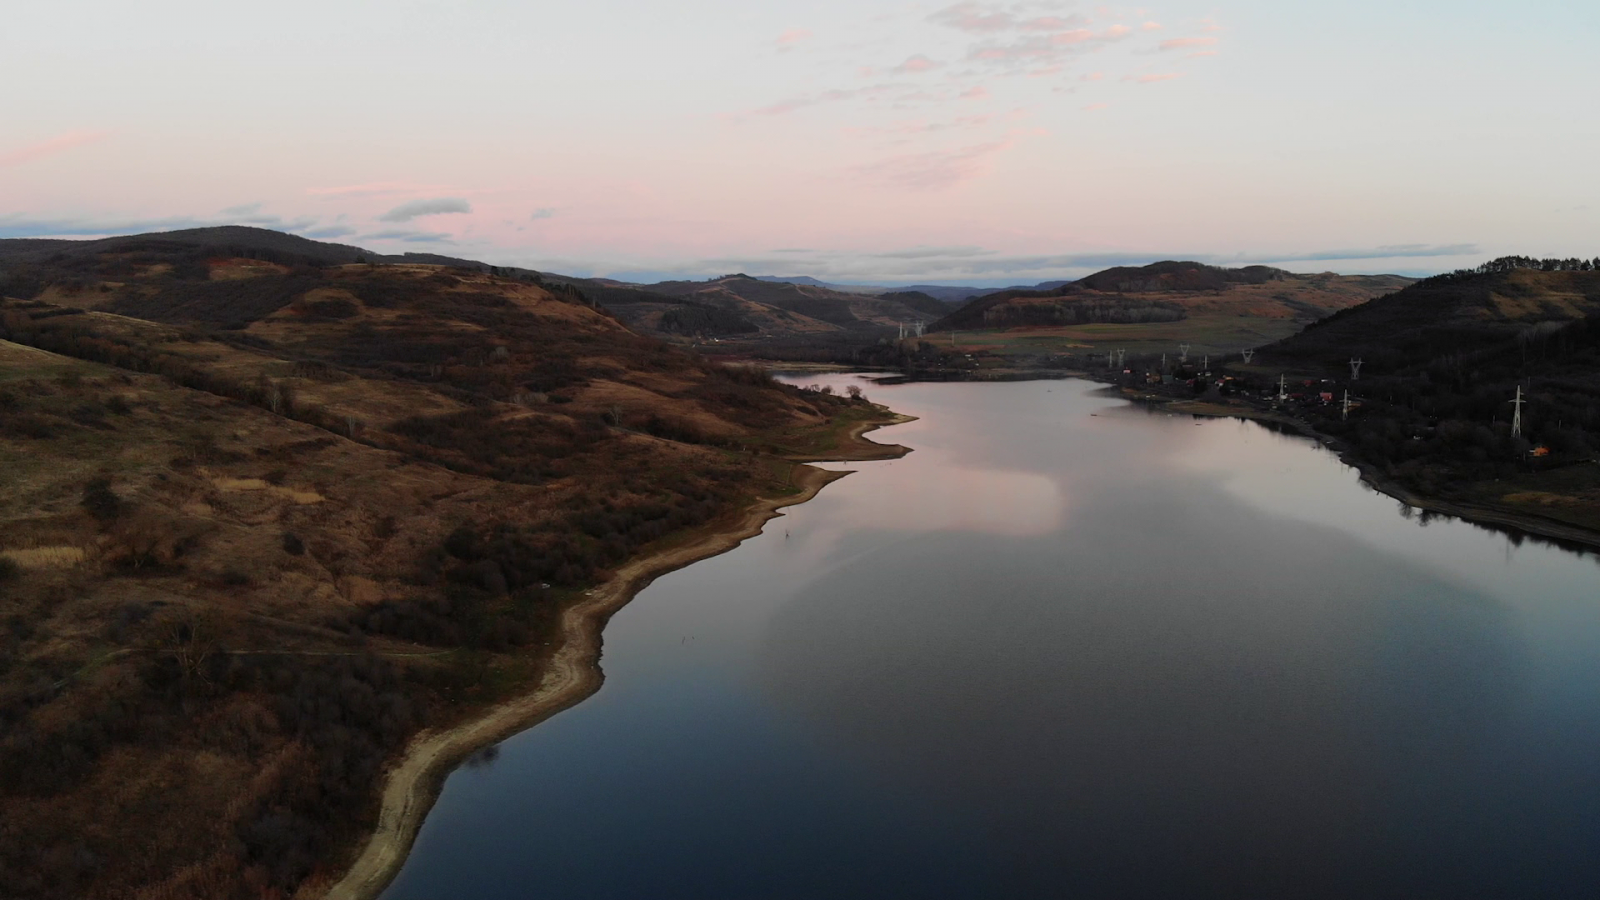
[
  {"xmin": 378, "ymin": 197, "xmax": 472, "ymax": 222},
  {"xmin": 1128, "ymin": 72, "xmax": 1183, "ymax": 84},
  {"xmin": 1022, "ymin": 15, "xmax": 1089, "ymax": 32},
  {"xmin": 873, "ymin": 245, "xmax": 995, "ymax": 259},
  {"xmin": 530, "ymin": 208, "xmax": 557, "ymax": 220},
  {"xmin": 1160, "ymin": 36, "xmax": 1218, "ymax": 51},
  {"xmin": 730, "ymin": 84, "xmax": 901, "ymax": 120},
  {"xmin": 1264, "ymin": 243, "xmax": 1481, "ymax": 262},
  {"xmin": 0, "ymin": 131, "xmax": 110, "ymax": 169},
  {"xmin": 893, "ymin": 54, "xmax": 944, "ymax": 74},
  {"xmin": 775, "ymin": 27, "xmax": 813, "ymax": 50},
  {"xmin": 853, "ymin": 137, "xmax": 1017, "ymax": 190},
  {"xmin": 929, "ymin": 2, "xmax": 1017, "ymax": 34}
]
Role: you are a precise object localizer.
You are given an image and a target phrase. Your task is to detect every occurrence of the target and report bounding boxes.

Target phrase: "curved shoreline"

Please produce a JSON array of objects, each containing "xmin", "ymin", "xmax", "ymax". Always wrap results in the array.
[
  {"xmin": 1147, "ymin": 393, "xmax": 1600, "ymax": 554},
  {"xmin": 322, "ymin": 414, "xmax": 914, "ymax": 900}
]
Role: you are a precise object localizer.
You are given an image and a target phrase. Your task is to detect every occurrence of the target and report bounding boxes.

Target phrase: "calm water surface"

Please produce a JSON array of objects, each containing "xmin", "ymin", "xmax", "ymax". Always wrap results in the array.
[{"xmin": 383, "ymin": 377, "xmax": 1600, "ymax": 900}]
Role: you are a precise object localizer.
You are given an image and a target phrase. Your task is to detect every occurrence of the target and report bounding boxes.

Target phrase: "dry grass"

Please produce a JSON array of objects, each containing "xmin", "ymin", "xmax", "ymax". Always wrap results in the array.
[
  {"xmin": 1, "ymin": 546, "xmax": 87, "ymax": 569},
  {"xmin": 0, "ymin": 263, "xmax": 886, "ymax": 900}
]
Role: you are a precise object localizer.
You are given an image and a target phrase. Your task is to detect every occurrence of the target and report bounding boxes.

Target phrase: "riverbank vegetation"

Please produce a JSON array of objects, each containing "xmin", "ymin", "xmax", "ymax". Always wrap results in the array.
[{"xmin": 1114, "ymin": 260, "xmax": 1600, "ymax": 538}]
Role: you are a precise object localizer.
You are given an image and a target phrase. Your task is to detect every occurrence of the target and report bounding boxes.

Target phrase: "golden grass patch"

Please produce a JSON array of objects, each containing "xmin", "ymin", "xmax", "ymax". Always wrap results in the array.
[
  {"xmin": 1501, "ymin": 491, "xmax": 1576, "ymax": 507},
  {"xmin": 2, "ymin": 546, "xmax": 87, "ymax": 568},
  {"xmin": 209, "ymin": 476, "xmax": 325, "ymax": 504}
]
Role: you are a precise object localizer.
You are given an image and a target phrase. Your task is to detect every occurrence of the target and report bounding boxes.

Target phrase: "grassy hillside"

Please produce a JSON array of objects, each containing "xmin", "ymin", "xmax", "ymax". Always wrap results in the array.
[
  {"xmin": 0, "ymin": 233, "xmax": 898, "ymax": 899},
  {"xmin": 933, "ymin": 262, "xmax": 1408, "ymax": 334},
  {"xmin": 911, "ymin": 261, "xmax": 1410, "ymax": 369},
  {"xmin": 579, "ymin": 274, "xmax": 953, "ymax": 340}
]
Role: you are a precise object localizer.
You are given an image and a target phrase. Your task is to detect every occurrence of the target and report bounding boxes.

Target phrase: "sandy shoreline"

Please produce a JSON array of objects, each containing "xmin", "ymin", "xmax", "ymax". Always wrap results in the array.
[{"xmin": 321, "ymin": 413, "xmax": 914, "ymax": 900}]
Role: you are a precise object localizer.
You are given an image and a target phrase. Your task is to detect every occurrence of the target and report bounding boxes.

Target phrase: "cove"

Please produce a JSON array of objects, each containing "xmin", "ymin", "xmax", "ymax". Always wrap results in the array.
[{"xmin": 379, "ymin": 376, "xmax": 1600, "ymax": 900}]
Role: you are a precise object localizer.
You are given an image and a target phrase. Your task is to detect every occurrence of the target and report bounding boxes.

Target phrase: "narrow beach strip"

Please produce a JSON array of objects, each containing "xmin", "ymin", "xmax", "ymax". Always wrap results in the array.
[{"xmin": 323, "ymin": 414, "xmax": 913, "ymax": 900}]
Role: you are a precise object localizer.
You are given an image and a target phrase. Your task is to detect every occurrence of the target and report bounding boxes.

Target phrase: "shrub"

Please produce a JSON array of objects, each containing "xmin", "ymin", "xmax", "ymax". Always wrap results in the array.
[
  {"xmin": 281, "ymin": 533, "xmax": 305, "ymax": 556},
  {"xmin": 0, "ymin": 557, "xmax": 17, "ymax": 581},
  {"xmin": 81, "ymin": 479, "xmax": 122, "ymax": 523}
]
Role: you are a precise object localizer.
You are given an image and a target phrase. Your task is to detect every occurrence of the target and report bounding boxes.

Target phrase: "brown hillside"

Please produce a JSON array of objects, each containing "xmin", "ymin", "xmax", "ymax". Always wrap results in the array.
[
  {"xmin": 934, "ymin": 263, "xmax": 1411, "ymax": 333},
  {"xmin": 0, "ymin": 246, "xmax": 899, "ymax": 900}
]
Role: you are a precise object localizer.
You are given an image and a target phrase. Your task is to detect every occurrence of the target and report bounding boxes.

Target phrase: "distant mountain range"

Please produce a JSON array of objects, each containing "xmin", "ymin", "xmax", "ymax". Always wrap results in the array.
[
  {"xmin": 0, "ymin": 228, "xmax": 1410, "ymax": 345},
  {"xmin": 752, "ymin": 275, "xmax": 1073, "ymax": 304}
]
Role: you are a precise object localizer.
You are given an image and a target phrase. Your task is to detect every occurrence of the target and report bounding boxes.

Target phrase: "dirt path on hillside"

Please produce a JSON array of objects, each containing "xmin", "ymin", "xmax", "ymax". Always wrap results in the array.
[{"xmin": 322, "ymin": 416, "xmax": 913, "ymax": 900}]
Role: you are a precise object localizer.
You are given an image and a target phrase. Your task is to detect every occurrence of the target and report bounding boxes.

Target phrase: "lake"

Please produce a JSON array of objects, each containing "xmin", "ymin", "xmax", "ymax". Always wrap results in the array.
[{"xmin": 381, "ymin": 376, "xmax": 1600, "ymax": 900}]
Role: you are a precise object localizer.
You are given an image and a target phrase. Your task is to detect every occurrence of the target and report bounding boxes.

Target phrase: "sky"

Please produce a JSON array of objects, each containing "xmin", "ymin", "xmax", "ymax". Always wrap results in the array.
[{"xmin": 2, "ymin": 0, "xmax": 1597, "ymax": 286}]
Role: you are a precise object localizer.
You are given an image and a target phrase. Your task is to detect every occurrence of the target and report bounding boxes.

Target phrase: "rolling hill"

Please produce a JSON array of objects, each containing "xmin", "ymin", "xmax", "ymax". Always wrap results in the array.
[
  {"xmin": 551, "ymin": 272, "xmax": 953, "ymax": 340},
  {"xmin": 0, "ymin": 228, "xmax": 902, "ymax": 900},
  {"xmin": 909, "ymin": 261, "xmax": 1412, "ymax": 364},
  {"xmin": 933, "ymin": 261, "xmax": 1411, "ymax": 333}
]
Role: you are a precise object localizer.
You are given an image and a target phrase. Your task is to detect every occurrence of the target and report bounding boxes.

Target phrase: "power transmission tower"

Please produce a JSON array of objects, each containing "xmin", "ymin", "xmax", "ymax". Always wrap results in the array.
[
  {"xmin": 1242, "ymin": 349, "xmax": 1255, "ymax": 364},
  {"xmin": 1277, "ymin": 375, "xmax": 1288, "ymax": 403},
  {"xmin": 1349, "ymin": 358, "xmax": 1364, "ymax": 381},
  {"xmin": 1116, "ymin": 349, "xmax": 1126, "ymax": 368},
  {"xmin": 1179, "ymin": 344, "xmax": 1190, "ymax": 363},
  {"xmin": 1342, "ymin": 390, "xmax": 1352, "ymax": 421},
  {"xmin": 898, "ymin": 322, "xmax": 905, "ymax": 340},
  {"xmin": 1107, "ymin": 351, "xmax": 1115, "ymax": 367},
  {"xmin": 1511, "ymin": 385, "xmax": 1525, "ymax": 438},
  {"xmin": 913, "ymin": 320, "xmax": 925, "ymax": 338},
  {"xmin": 1202, "ymin": 355, "xmax": 1209, "ymax": 372}
]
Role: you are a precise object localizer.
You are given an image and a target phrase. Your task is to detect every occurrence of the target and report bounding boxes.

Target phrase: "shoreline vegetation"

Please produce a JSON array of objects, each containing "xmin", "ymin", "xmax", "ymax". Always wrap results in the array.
[
  {"xmin": 1115, "ymin": 387, "xmax": 1600, "ymax": 555},
  {"xmin": 323, "ymin": 411, "xmax": 914, "ymax": 900}
]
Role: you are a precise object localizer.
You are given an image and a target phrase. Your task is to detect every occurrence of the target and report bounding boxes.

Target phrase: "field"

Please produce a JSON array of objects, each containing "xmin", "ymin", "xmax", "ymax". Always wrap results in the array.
[{"xmin": 946, "ymin": 313, "xmax": 1310, "ymax": 363}]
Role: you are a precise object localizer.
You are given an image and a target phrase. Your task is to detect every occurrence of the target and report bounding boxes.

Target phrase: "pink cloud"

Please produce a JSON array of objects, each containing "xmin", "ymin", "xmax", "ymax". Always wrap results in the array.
[
  {"xmin": 894, "ymin": 54, "xmax": 944, "ymax": 74},
  {"xmin": 1083, "ymin": 103, "xmax": 1110, "ymax": 111},
  {"xmin": 853, "ymin": 137, "xmax": 1018, "ymax": 190},
  {"xmin": 1128, "ymin": 72, "xmax": 1183, "ymax": 84},
  {"xmin": 732, "ymin": 85, "xmax": 898, "ymax": 120},
  {"xmin": 1142, "ymin": 21, "xmax": 1163, "ymax": 31},
  {"xmin": 0, "ymin": 131, "xmax": 110, "ymax": 168},
  {"xmin": 1160, "ymin": 36, "xmax": 1218, "ymax": 50},
  {"xmin": 1189, "ymin": 50, "xmax": 1219, "ymax": 57},
  {"xmin": 776, "ymin": 28, "xmax": 813, "ymax": 48},
  {"xmin": 974, "ymin": 23, "xmax": 1133, "ymax": 61},
  {"xmin": 1081, "ymin": 72, "xmax": 1105, "ymax": 82},
  {"xmin": 847, "ymin": 114, "xmax": 998, "ymax": 138},
  {"xmin": 930, "ymin": 2, "xmax": 1016, "ymax": 33},
  {"xmin": 1028, "ymin": 65, "xmax": 1063, "ymax": 78},
  {"xmin": 960, "ymin": 85, "xmax": 991, "ymax": 100}
]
